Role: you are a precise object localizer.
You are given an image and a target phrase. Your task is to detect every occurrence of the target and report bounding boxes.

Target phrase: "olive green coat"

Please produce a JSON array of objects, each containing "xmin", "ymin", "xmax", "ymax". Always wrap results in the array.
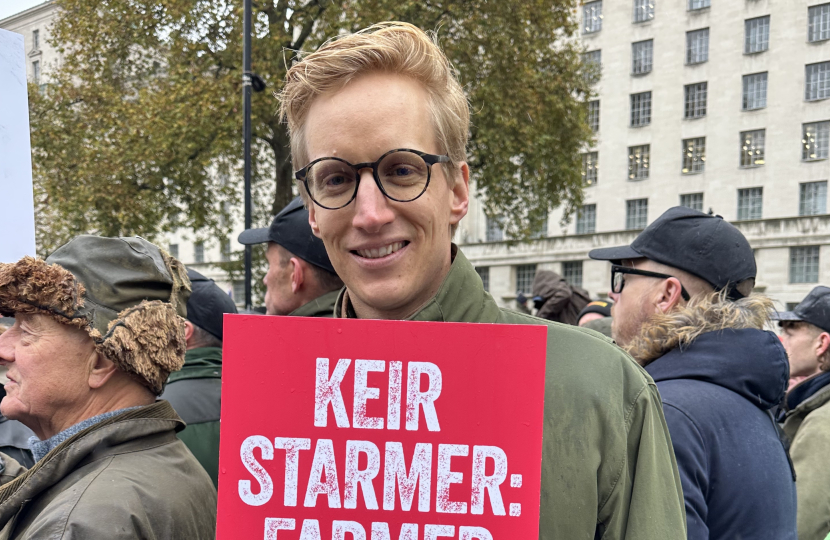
[
  {"xmin": 0, "ymin": 401, "xmax": 216, "ymax": 539},
  {"xmin": 289, "ymin": 289, "xmax": 340, "ymax": 317},
  {"xmin": 783, "ymin": 384, "xmax": 830, "ymax": 540},
  {"xmin": 335, "ymin": 248, "xmax": 686, "ymax": 540}
]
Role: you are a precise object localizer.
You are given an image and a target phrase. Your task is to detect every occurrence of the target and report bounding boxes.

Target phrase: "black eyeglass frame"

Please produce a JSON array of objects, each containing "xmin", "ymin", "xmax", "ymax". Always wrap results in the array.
[
  {"xmin": 611, "ymin": 264, "xmax": 691, "ymax": 302},
  {"xmin": 294, "ymin": 148, "xmax": 451, "ymax": 210}
]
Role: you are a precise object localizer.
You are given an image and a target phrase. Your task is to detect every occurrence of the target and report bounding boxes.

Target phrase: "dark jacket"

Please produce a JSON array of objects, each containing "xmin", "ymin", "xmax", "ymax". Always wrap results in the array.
[
  {"xmin": 289, "ymin": 289, "xmax": 340, "ymax": 317},
  {"xmin": 335, "ymin": 247, "xmax": 687, "ymax": 540},
  {"xmin": 531, "ymin": 270, "xmax": 590, "ymax": 324},
  {"xmin": 161, "ymin": 346, "xmax": 222, "ymax": 487},
  {"xmin": 782, "ymin": 371, "xmax": 830, "ymax": 540},
  {"xmin": 645, "ymin": 327, "xmax": 797, "ymax": 540},
  {"xmin": 0, "ymin": 401, "xmax": 216, "ymax": 539}
]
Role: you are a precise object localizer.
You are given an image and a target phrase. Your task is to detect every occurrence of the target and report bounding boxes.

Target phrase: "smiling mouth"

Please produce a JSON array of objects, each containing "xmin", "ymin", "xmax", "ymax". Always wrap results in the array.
[{"xmin": 352, "ymin": 241, "xmax": 409, "ymax": 259}]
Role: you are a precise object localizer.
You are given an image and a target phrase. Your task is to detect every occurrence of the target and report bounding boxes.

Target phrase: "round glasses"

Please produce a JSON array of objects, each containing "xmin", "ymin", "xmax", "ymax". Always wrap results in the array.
[{"xmin": 294, "ymin": 149, "xmax": 450, "ymax": 210}]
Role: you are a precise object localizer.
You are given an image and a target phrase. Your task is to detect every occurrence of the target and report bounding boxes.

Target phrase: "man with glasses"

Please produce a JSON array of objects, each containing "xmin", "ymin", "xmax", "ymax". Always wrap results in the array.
[
  {"xmin": 278, "ymin": 22, "xmax": 685, "ymax": 539},
  {"xmin": 590, "ymin": 206, "xmax": 797, "ymax": 540}
]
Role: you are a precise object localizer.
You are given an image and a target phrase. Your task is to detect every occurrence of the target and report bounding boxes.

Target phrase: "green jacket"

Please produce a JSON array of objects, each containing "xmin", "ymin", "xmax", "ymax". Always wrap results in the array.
[
  {"xmin": 0, "ymin": 401, "xmax": 216, "ymax": 539},
  {"xmin": 335, "ymin": 248, "xmax": 686, "ymax": 540},
  {"xmin": 289, "ymin": 289, "xmax": 340, "ymax": 317},
  {"xmin": 783, "ymin": 382, "xmax": 830, "ymax": 540},
  {"xmin": 161, "ymin": 347, "xmax": 222, "ymax": 487}
]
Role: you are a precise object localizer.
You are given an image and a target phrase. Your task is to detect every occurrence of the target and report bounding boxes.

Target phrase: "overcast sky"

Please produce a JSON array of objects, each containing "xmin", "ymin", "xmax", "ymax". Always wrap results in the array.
[{"xmin": 0, "ymin": 0, "xmax": 48, "ymax": 23}]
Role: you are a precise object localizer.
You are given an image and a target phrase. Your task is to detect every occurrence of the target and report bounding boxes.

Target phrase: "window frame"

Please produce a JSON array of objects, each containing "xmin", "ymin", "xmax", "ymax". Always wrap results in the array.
[
  {"xmin": 633, "ymin": 0, "xmax": 655, "ymax": 23},
  {"xmin": 808, "ymin": 3, "xmax": 830, "ymax": 43},
  {"xmin": 744, "ymin": 16, "xmax": 770, "ymax": 55},
  {"xmin": 628, "ymin": 144, "xmax": 651, "ymax": 180},
  {"xmin": 737, "ymin": 187, "xmax": 764, "ymax": 221},
  {"xmin": 630, "ymin": 91, "xmax": 652, "ymax": 127},
  {"xmin": 516, "ymin": 264, "xmax": 537, "ymax": 295},
  {"xmin": 582, "ymin": 151, "xmax": 599, "ymax": 186},
  {"xmin": 803, "ymin": 121, "xmax": 830, "ymax": 161},
  {"xmin": 739, "ymin": 129, "xmax": 766, "ymax": 168},
  {"xmin": 790, "ymin": 246, "xmax": 820, "ymax": 284},
  {"xmin": 686, "ymin": 28, "xmax": 710, "ymax": 65},
  {"xmin": 632, "ymin": 39, "xmax": 654, "ymax": 75},
  {"xmin": 805, "ymin": 61, "xmax": 830, "ymax": 101},
  {"xmin": 583, "ymin": 1, "xmax": 603, "ymax": 34},
  {"xmin": 626, "ymin": 199, "xmax": 649, "ymax": 230},
  {"xmin": 563, "ymin": 261, "xmax": 584, "ymax": 288},
  {"xmin": 742, "ymin": 72, "xmax": 768, "ymax": 111},
  {"xmin": 800, "ymin": 181, "xmax": 828, "ymax": 216},
  {"xmin": 684, "ymin": 82, "xmax": 708, "ymax": 119},
  {"xmin": 576, "ymin": 204, "xmax": 597, "ymax": 234},
  {"xmin": 688, "ymin": 0, "xmax": 710, "ymax": 11},
  {"xmin": 682, "ymin": 137, "xmax": 706, "ymax": 174},
  {"xmin": 588, "ymin": 100, "xmax": 600, "ymax": 133},
  {"xmin": 680, "ymin": 193, "xmax": 704, "ymax": 212}
]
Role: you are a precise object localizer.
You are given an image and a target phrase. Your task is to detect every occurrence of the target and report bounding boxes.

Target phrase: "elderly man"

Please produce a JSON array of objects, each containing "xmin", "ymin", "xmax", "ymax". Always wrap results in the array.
[
  {"xmin": 776, "ymin": 286, "xmax": 830, "ymax": 540},
  {"xmin": 590, "ymin": 206, "xmax": 797, "ymax": 540},
  {"xmin": 278, "ymin": 22, "xmax": 685, "ymax": 539},
  {"xmin": 238, "ymin": 196, "xmax": 342, "ymax": 316},
  {"xmin": 161, "ymin": 268, "xmax": 238, "ymax": 487},
  {"xmin": 0, "ymin": 235, "xmax": 216, "ymax": 538}
]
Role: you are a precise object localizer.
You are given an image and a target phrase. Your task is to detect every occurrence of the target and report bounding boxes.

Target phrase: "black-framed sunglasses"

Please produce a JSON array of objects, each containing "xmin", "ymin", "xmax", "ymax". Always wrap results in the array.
[
  {"xmin": 611, "ymin": 264, "xmax": 691, "ymax": 301},
  {"xmin": 294, "ymin": 148, "xmax": 451, "ymax": 210}
]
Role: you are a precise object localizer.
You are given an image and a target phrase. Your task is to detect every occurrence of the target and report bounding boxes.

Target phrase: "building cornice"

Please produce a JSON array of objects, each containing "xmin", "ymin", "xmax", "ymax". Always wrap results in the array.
[{"xmin": 0, "ymin": 1, "xmax": 56, "ymax": 28}]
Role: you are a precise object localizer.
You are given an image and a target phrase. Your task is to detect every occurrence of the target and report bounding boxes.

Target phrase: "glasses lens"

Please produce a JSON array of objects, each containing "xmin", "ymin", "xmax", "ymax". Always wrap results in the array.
[
  {"xmin": 378, "ymin": 151, "xmax": 430, "ymax": 202},
  {"xmin": 612, "ymin": 270, "xmax": 624, "ymax": 293},
  {"xmin": 306, "ymin": 159, "xmax": 357, "ymax": 208}
]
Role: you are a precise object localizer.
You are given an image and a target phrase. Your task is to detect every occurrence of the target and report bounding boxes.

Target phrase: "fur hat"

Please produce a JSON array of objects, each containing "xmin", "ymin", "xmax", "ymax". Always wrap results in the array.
[{"xmin": 0, "ymin": 236, "xmax": 192, "ymax": 395}]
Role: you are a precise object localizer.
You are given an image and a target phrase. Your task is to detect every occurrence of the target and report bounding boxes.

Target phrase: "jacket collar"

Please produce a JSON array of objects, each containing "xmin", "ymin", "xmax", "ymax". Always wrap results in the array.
[
  {"xmin": 0, "ymin": 401, "xmax": 183, "ymax": 528},
  {"xmin": 168, "ymin": 347, "xmax": 222, "ymax": 383},
  {"xmin": 289, "ymin": 289, "xmax": 340, "ymax": 318},
  {"xmin": 334, "ymin": 244, "xmax": 500, "ymax": 323},
  {"xmin": 786, "ymin": 371, "xmax": 830, "ymax": 413}
]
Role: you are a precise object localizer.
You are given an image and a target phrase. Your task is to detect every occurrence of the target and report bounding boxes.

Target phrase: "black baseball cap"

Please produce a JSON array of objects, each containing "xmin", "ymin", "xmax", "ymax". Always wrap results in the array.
[
  {"xmin": 772, "ymin": 286, "xmax": 830, "ymax": 334},
  {"xmin": 589, "ymin": 206, "xmax": 756, "ymax": 300},
  {"xmin": 186, "ymin": 268, "xmax": 238, "ymax": 341},
  {"xmin": 577, "ymin": 300, "xmax": 613, "ymax": 323},
  {"xmin": 237, "ymin": 197, "xmax": 336, "ymax": 274}
]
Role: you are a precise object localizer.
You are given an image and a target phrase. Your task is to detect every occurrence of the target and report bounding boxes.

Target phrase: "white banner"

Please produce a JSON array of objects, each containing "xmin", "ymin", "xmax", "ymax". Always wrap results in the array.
[{"xmin": 0, "ymin": 28, "xmax": 36, "ymax": 262}]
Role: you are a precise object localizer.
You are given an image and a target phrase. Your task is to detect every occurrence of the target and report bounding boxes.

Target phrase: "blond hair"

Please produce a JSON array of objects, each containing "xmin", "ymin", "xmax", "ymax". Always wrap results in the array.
[{"xmin": 278, "ymin": 22, "xmax": 469, "ymax": 192}]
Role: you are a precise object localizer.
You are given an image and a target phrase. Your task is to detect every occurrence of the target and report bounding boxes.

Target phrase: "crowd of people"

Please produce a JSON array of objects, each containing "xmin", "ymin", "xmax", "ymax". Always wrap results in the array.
[{"xmin": 0, "ymin": 20, "xmax": 827, "ymax": 540}]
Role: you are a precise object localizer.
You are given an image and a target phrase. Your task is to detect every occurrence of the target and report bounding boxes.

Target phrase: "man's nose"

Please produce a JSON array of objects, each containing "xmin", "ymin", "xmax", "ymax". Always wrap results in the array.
[
  {"xmin": 608, "ymin": 291, "xmax": 621, "ymax": 303},
  {"xmin": 351, "ymin": 169, "xmax": 395, "ymax": 233},
  {"xmin": 0, "ymin": 333, "xmax": 14, "ymax": 364}
]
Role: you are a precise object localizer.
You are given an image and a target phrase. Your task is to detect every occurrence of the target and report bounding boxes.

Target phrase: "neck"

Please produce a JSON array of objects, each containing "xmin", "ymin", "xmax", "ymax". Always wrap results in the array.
[
  {"xmin": 349, "ymin": 266, "xmax": 451, "ymax": 321},
  {"xmin": 32, "ymin": 386, "xmax": 153, "ymax": 440}
]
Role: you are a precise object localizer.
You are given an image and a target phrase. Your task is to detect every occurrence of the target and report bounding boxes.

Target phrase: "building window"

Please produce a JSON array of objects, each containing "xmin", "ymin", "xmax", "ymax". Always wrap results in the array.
[
  {"xmin": 588, "ymin": 100, "xmax": 600, "ymax": 133},
  {"xmin": 740, "ymin": 129, "xmax": 765, "ymax": 167},
  {"xmin": 31, "ymin": 61, "xmax": 40, "ymax": 85},
  {"xmin": 628, "ymin": 145, "xmax": 650, "ymax": 180},
  {"xmin": 583, "ymin": 1, "xmax": 603, "ymax": 34},
  {"xmin": 485, "ymin": 215, "xmax": 504, "ymax": 242},
  {"xmin": 626, "ymin": 199, "xmax": 648, "ymax": 230},
  {"xmin": 32, "ymin": 29, "xmax": 39, "ymax": 51},
  {"xmin": 742, "ymin": 72, "xmax": 768, "ymax": 110},
  {"xmin": 220, "ymin": 238, "xmax": 231, "ymax": 262},
  {"xmin": 803, "ymin": 121, "xmax": 830, "ymax": 160},
  {"xmin": 563, "ymin": 261, "xmax": 584, "ymax": 288},
  {"xmin": 516, "ymin": 264, "xmax": 537, "ymax": 295},
  {"xmin": 680, "ymin": 193, "xmax": 704, "ymax": 212},
  {"xmin": 790, "ymin": 246, "xmax": 820, "ymax": 284},
  {"xmin": 806, "ymin": 62, "xmax": 830, "ymax": 101},
  {"xmin": 630, "ymin": 91, "xmax": 652, "ymax": 127},
  {"xmin": 633, "ymin": 0, "xmax": 655, "ymax": 22},
  {"xmin": 808, "ymin": 3, "xmax": 830, "ymax": 43},
  {"xmin": 682, "ymin": 137, "xmax": 706, "ymax": 174},
  {"xmin": 232, "ymin": 281, "xmax": 245, "ymax": 303},
  {"xmin": 475, "ymin": 267, "xmax": 490, "ymax": 292},
  {"xmin": 800, "ymin": 181, "xmax": 828, "ymax": 216},
  {"xmin": 686, "ymin": 28, "xmax": 709, "ymax": 64},
  {"xmin": 194, "ymin": 241, "xmax": 205, "ymax": 263},
  {"xmin": 168, "ymin": 243, "xmax": 179, "ymax": 259},
  {"xmin": 745, "ymin": 16, "xmax": 770, "ymax": 54},
  {"xmin": 688, "ymin": 0, "xmax": 710, "ymax": 10},
  {"xmin": 684, "ymin": 82, "xmax": 707, "ymax": 119},
  {"xmin": 582, "ymin": 50, "xmax": 601, "ymax": 84},
  {"xmin": 582, "ymin": 152, "xmax": 599, "ymax": 186},
  {"xmin": 737, "ymin": 187, "xmax": 763, "ymax": 220},
  {"xmin": 632, "ymin": 39, "xmax": 653, "ymax": 75},
  {"xmin": 576, "ymin": 204, "xmax": 596, "ymax": 234}
]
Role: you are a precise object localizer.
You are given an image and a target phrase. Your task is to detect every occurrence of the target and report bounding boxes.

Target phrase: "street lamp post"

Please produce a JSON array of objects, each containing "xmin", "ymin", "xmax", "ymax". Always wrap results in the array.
[{"xmin": 242, "ymin": 0, "xmax": 253, "ymax": 311}]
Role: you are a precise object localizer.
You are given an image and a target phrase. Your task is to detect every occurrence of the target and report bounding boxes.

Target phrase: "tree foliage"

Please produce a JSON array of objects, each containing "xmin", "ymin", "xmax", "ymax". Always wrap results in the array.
[{"xmin": 30, "ymin": 0, "xmax": 593, "ymax": 253}]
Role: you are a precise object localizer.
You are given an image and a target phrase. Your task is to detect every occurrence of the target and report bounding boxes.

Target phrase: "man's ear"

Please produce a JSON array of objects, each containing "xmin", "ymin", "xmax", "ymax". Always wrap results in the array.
[
  {"xmin": 816, "ymin": 332, "xmax": 830, "ymax": 358},
  {"xmin": 88, "ymin": 350, "xmax": 119, "ymax": 390},
  {"xmin": 183, "ymin": 320, "xmax": 195, "ymax": 343},
  {"xmin": 290, "ymin": 257, "xmax": 305, "ymax": 294},
  {"xmin": 449, "ymin": 162, "xmax": 470, "ymax": 227},
  {"xmin": 655, "ymin": 277, "xmax": 685, "ymax": 314},
  {"xmin": 308, "ymin": 203, "xmax": 322, "ymax": 238}
]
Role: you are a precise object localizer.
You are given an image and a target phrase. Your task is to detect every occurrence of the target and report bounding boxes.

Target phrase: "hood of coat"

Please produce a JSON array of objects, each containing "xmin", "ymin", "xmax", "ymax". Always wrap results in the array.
[
  {"xmin": 531, "ymin": 270, "xmax": 567, "ymax": 298},
  {"xmin": 637, "ymin": 292, "xmax": 788, "ymax": 410}
]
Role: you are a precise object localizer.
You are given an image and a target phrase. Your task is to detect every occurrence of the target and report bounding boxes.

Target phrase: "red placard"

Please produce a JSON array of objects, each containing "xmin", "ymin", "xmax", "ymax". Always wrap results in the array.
[{"xmin": 217, "ymin": 315, "xmax": 547, "ymax": 540}]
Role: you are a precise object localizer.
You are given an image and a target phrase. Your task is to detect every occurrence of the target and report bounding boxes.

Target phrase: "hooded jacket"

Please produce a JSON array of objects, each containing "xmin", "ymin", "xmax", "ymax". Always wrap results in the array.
[
  {"xmin": 0, "ymin": 401, "xmax": 216, "ymax": 539},
  {"xmin": 531, "ymin": 270, "xmax": 590, "ymax": 324},
  {"xmin": 335, "ymin": 247, "xmax": 686, "ymax": 540},
  {"xmin": 631, "ymin": 294, "xmax": 797, "ymax": 540},
  {"xmin": 782, "ymin": 371, "xmax": 830, "ymax": 540}
]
